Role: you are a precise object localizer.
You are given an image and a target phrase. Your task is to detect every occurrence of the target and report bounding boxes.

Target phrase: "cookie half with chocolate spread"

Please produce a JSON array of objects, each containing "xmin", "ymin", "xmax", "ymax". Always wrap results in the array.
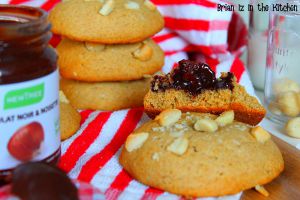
[{"xmin": 144, "ymin": 60, "xmax": 266, "ymax": 125}]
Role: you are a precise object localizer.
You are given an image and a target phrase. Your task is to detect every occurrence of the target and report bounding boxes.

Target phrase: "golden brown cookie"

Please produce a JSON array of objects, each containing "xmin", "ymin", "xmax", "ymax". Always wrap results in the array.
[
  {"xmin": 120, "ymin": 110, "xmax": 284, "ymax": 197},
  {"xmin": 57, "ymin": 38, "xmax": 164, "ymax": 82},
  {"xmin": 59, "ymin": 91, "xmax": 81, "ymax": 140},
  {"xmin": 49, "ymin": 0, "xmax": 164, "ymax": 43},
  {"xmin": 60, "ymin": 78, "xmax": 151, "ymax": 110}
]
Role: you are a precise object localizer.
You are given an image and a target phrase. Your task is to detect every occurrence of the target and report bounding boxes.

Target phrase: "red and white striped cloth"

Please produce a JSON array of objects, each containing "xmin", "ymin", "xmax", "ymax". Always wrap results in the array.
[{"xmin": 2, "ymin": 0, "xmax": 253, "ymax": 199}]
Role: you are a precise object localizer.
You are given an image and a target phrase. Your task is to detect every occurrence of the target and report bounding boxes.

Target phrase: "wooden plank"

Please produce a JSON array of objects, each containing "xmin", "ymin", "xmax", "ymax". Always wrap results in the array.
[{"xmin": 242, "ymin": 136, "xmax": 300, "ymax": 200}]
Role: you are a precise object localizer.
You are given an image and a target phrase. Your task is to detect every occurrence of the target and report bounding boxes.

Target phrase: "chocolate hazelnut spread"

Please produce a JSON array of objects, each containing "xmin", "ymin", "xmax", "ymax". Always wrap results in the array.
[
  {"xmin": 11, "ymin": 162, "xmax": 78, "ymax": 200},
  {"xmin": 0, "ymin": 6, "xmax": 56, "ymax": 84},
  {"xmin": 151, "ymin": 60, "xmax": 234, "ymax": 95},
  {"xmin": 0, "ymin": 5, "xmax": 60, "ymax": 185}
]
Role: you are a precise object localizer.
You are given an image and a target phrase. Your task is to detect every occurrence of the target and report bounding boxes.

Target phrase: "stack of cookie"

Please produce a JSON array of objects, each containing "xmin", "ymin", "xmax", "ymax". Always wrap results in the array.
[{"xmin": 49, "ymin": 0, "xmax": 164, "ymax": 110}]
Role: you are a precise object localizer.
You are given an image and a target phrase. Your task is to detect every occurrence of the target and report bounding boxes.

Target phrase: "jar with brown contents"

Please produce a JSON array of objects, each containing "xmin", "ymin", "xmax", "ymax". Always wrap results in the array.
[{"xmin": 0, "ymin": 5, "xmax": 60, "ymax": 185}]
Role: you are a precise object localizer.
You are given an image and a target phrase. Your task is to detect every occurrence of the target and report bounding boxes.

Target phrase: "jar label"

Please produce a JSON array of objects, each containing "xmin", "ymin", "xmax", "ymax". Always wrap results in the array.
[{"xmin": 0, "ymin": 70, "xmax": 60, "ymax": 169}]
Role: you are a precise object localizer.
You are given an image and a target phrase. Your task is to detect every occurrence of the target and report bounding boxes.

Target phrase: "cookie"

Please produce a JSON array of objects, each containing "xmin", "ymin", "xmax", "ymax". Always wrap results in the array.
[
  {"xmin": 144, "ymin": 60, "xmax": 266, "ymax": 125},
  {"xmin": 120, "ymin": 110, "xmax": 284, "ymax": 197},
  {"xmin": 57, "ymin": 38, "xmax": 164, "ymax": 82},
  {"xmin": 60, "ymin": 78, "xmax": 151, "ymax": 110},
  {"xmin": 59, "ymin": 91, "xmax": 81, "ymax": 140},
  {"xmin": 49, "ymin": 0, "xmax": 164, "ymax": 43}
]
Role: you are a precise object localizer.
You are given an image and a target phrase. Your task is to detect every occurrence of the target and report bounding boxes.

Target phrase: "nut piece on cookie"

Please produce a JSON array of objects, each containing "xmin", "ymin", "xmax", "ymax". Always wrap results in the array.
[
  {"xmin": 99, "ymin": 0, "xmax": 115, "ymax": 16},
  {"xmin": 167, "ymin": 137, "xmax": 189, "ymax": 155},
  {"xmin": 84, "ymin": 42, "xmax": 105, "ymax": 51},
  {"xmin": 250, "ymin": 126, "xmax": 271, "ymax": 143},
  {"xmin": 125, "ymin": 132, "xmax": 149, "ymax": 152},
  {"xmin": 277, "ymin": 91, "xmax": 300, "ymax": 117},
  {"xmin": 152, "ymin": 152, "xmax": 159, "ymax": 161},
  {"xmin": 125, "ymin": 1, "xmax": 140, "ymax": 9},
  {"xmin": 59, "ymin": 91, "xmax": 69, "ymax": 104},
  {"xmin": 285, "ymin": 117, "xmax": 300, "ymax": 138},
  {"xmin": 144, "ymin": 0, "xmax": 156, "ymax": 10},
  {"xmin": 155, "ymin": 109, "xmax": 182, "ymax": 127},
  {"xmin": 254, "ymin": 185, "xmax": 269, "ymax": 197},
  {"xmin": 215, "ymin": 110, "xmax": 234, "ymax": 126},
  {"xmin": 132, "ymin": 43, "xmax": 153, "ymax": 61},
  {"xmin": 194, "ymin": 119, "xmax": 218, "ymax": 132}
]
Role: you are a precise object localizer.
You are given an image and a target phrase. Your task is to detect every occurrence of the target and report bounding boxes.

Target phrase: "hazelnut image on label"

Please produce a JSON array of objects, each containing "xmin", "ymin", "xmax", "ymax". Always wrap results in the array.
[{"xmin": 7, "ymin": 122, "xmax": 44, "ymax": 162}]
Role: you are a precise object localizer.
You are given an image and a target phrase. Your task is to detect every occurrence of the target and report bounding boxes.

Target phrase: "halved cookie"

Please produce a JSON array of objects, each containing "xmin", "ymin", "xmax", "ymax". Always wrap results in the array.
[{"xmin": 144, "ymin": 60, "xmax": 266, "ymax": 125}]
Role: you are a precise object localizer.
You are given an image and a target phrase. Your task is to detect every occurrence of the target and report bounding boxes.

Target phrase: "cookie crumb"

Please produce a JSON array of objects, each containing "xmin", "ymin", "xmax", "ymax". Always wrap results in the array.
[
  {"xmin": 152, "ymin": 126, "xmax": 166, "ymax": 132},
  {"xmin": 152, "ymin": 152, "xmax": 159, "ymax": 161},
  {"xmin": 170, "ymin": 130, "xmax": 185, "ymax": 138},
  {"xmin": 232, "ymin": 139, "xmax": 241, "ymax": 146},
  {"xmin": 174, "ymin": 123, "xmax": 185, "ymax": 130}
]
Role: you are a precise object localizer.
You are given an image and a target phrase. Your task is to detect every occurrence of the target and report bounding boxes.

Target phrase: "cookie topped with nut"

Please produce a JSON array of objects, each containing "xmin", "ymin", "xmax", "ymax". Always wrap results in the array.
[
  {"xmin": 57, "ymin": 38, "xmax": 164, "ymax": 82},
  {"xmin": 119, "ymin": 109, "xmax": 284, "ymax": 197},
  {"xmin": 49, "ymin": 0, "xmax": 164, "ymax": 43}
]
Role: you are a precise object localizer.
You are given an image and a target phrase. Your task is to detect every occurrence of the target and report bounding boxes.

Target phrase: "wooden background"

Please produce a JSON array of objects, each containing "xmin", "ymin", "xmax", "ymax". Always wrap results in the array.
[{"xmin": 242, "ymin": 136, "xmax": 300, "ymax": 200}]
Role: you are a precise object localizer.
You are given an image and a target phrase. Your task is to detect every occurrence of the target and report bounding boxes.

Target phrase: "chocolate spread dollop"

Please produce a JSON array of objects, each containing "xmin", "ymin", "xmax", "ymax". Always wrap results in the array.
[
  {"xmin": 151, "ymin": 59, "xmax": 234, "ymax": 95},
  {"xmin": 11, "ymin": 162, "xmax": 78, "ymax": 200}
]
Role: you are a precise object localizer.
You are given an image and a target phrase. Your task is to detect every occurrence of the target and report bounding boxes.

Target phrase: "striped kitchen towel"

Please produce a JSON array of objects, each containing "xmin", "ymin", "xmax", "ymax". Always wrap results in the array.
[{"xmin": 3, "ymin": 0, "xmax": 250, "ymax": 199}]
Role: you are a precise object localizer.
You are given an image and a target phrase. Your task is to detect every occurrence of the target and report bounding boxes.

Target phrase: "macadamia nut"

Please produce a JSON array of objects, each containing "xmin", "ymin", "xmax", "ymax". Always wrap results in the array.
[
  {"xmin": 167, "ymin": 137, "xmax": 189, "ymax": 155},
  {"xmin": 250, "ymin": 126, "xmax": 271, "ymax": 143},
  {"xmin": 255, "ymin": 185, "xmax": 269, "ymax": 197},
  {"xmin": 277, "ymin": 91, "xmax": 300, "ymax": 117},
  {"xmin": 273, "ymin": 78, "xmax": 300, "ymax": 95},
  {"xmin": 155, "ymin": 109, "xmax": 182, "ymax": 127},
  {"xmin": 215, "ymin": 110, "xmax": 234, "ymax": 126},
  {"xmin": 194, "ymin": 119, "xmax": 218, "ymax": 132},
  {"xmin": 125, "ymin": 132, "xmax": 149, "ymax": 152},
  {"xmin": 285, "ymin": 117, "xmax": 300, "ymax": 138},
  {"xmin": 132, "ymin": 43, "xmax": 153, "ymax": 61},
  {"xmin": 125, "ymin": 1, "xmax": 140, "ymax": 9},
  {"xmin": 99, "ymin": 0, "xmax": 114, "ymax": 16}
]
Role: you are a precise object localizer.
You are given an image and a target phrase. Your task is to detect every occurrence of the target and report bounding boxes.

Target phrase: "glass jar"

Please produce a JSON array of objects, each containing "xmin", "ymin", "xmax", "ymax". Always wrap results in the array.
[
  {"xmin": 248, "ymin": 0, "xmax": 271, "ymax": 90},
  {"xmin": 0, "ymin": 5, "xmax": 60, "ymax": 185},
  {"xmin": 265, "ymin": 0, "xmax": 300, "ymax": 124}
]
